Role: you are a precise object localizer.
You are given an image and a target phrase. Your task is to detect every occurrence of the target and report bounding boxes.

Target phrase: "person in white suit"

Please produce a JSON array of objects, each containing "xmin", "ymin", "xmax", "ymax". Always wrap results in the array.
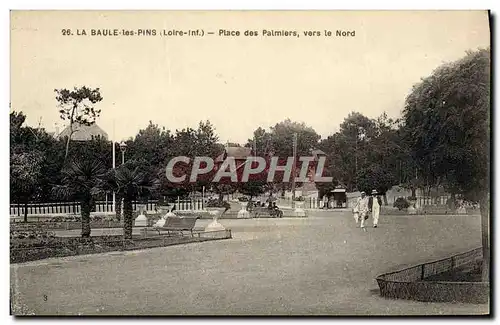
[
  {"xmin": 369, "ymin": 189, "xmax": 382, "ymax": 228},
  {"xmin": 358, "ymin": 192, "xmax": 370, "ymax": 229}
]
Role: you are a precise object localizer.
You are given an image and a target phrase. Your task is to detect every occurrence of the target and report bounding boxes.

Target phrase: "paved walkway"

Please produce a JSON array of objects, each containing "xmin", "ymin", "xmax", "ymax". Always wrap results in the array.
[{"xmin": 11, "ymin": 211, "xmax": 488, "ymax": 315}]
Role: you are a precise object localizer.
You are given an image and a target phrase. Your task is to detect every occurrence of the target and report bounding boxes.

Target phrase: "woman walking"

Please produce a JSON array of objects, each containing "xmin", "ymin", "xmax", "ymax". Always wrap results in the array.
[{"xmin": 369, "ymin": 189, "xmax": 382, "ymax": 228}]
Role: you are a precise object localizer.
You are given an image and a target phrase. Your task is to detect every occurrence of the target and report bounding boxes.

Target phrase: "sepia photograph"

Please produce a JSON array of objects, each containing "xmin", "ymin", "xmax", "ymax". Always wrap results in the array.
[{"xmin": 9, "ymin": 10, "xmax": 491, "ymax": 316}]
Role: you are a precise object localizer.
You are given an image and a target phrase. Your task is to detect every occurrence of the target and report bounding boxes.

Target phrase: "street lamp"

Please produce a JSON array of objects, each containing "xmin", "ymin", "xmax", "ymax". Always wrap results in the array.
[
  {"xmin": 118, "ymin": 141, "xmax": 127, "ymax": 226},
  {"xmin": 119, "ymin": 141, "xmax": 127, "ymax": 164}
]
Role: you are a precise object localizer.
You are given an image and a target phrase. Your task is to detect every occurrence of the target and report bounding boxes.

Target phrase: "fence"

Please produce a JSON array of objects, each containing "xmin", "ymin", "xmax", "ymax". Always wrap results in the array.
[
  {"xmin": 275, "ymin": 197, "xmax": 326, "ymax": 209},
  {"xmin": 10, "ymin": 202, "xmax": 82, "ymax": 216},
  {"xmin": 376, "ymin": 247, "xmax": 488, "ymax": 303},
  {"xmin": 10, "ymin": 198, "xmax": 205, "ymax": 217},
  {"xmin": 275, "ymin": 195, "xmax": 453, "ymax": 210},
  {"xmin": 10, "ymin": 194, "xmax": 455, "ymax": 216},
  {"xmin": 392, "ymin": 195, "xmax": 452, "ymax": 207}
]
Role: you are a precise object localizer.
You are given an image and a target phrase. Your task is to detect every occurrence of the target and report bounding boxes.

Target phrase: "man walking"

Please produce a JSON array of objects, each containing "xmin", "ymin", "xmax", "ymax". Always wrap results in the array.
[
  {"xmin": 358, "ymin": 191, "xmax": 370, "ymax": 230},
  {"xmin": 369, "ymin": 189, "xmax": 382, "ymax": 228}
]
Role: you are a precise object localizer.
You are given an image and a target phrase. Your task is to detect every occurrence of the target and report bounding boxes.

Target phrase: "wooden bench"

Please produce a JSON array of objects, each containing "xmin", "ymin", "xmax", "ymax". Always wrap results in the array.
[{"xmin": 142, "ymin": 216, "xmax": 200, "ymax": 237}]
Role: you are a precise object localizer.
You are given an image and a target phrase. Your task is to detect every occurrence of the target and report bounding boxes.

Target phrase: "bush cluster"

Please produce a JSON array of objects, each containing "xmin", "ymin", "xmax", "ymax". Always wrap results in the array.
[
  {"xmin": 205, "ymin": 199, "xmax": 231, "ymax": 210},
  {"xmin": 10, "ymin": 229, "xmax": 56, "ymax": 240},
  {"xmin": 393, "ymin": 197, "xmax": 410, "ymax": 211},
  {"xmin": 51, "ymin": 216, "xmax": 82, "ymax": 222}
]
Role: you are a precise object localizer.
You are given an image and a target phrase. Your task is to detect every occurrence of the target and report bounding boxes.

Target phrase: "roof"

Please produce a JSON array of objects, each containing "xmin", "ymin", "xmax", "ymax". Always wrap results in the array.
[
  {"xmin": 56, "ymin": 123, "xmax": 108, "ymax": 141},
  {"xmin": 311, "ymin": 149, "xmax": 326, "ymax": 156},
  {"xmin": 215, "ymin": 146, "xmax": 252, "ymax": 163}
]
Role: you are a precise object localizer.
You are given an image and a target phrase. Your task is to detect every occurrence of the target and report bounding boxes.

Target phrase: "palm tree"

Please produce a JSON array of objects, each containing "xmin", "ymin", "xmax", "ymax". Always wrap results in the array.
[
  {"xmin": 114, "ymin": 193, "xmax": 123, "ymax": 221},
  {"xmin": 53, "ymin": 159, "xmax": 108, "ymax": 238},
  {"xmin": 105, "ymin": 160, "xmax": 159, "ymax": 239}
]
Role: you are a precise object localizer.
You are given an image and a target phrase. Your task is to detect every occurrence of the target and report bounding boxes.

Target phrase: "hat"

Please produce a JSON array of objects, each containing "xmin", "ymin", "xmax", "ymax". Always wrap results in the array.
[
  {"xmin": 371, "ymin": 189, "xmax": 378, "ymax": 194},
  {"xmin": 360, "ymin": 191, "xmax": 366, "ymax": 195}
]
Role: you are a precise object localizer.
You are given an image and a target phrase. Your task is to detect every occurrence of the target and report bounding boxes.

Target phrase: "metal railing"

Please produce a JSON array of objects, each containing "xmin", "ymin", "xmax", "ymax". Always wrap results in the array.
[
  {"xmin": 376, "ymin": 247, "xmax": 488, "ymax": 303},
  {"xmin": 10, "ymin": 198, "xmax": 206, "ymax": 217}
]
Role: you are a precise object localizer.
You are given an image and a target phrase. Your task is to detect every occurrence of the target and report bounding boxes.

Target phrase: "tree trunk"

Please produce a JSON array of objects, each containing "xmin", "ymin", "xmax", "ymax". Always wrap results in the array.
[
  {"xmin": 81, "ymin": 196, "xmax": 92, "ymax": 238},
  {"xmin": 218, "ymin": 191, "xmax": 223, "ymax": 202},
  {"xmin": 115, "ymin": 193, "xmax": 122, "ymax": 221},
  {"xmin": 64, "ymin": 126, "xmax": 75, "ymax": 161},
  {"xmin": 480, "ymin": 193, "xmax": 490, "ymax": 282},
  {"xmin": 449, "ymin": 193, "xmax": 457, "ymax": 210},
  {"xmin": 123, "ymin": 196, "xmax": 134, "ymax": 240},
  {"xmin": 383, "ymin": 194, "xmax": 388, "ymax": 206},
  {"xmin": 64, "ymin": 116, "xmax": 75, "ymax": 160},
  {"xmin": 411, "ymin": 187, "xmax": 416, "ymax": 197},
  {"xmin": 23, "ymin": 199, "xmax": 28, "ymax": 223},
  {"xmin": 64, "ymin": 135, "xmax": 71, "ymax": 160}
]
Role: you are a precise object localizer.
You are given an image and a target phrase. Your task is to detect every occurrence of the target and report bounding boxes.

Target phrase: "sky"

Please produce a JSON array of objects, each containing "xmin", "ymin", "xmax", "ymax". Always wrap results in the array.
[{"xmin": 10, "ymin": 10, "xmax": 490, "ymax": 144}]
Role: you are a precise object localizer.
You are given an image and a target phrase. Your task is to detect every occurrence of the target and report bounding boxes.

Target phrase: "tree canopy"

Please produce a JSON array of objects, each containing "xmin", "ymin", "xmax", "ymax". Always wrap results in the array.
[
  {"xmin": 402, "ymin": 48, "xmax": 490, "ymax": 281},
  {"xmin": 55, "ymin": 86, "xmax": 103, "ymax": 159},
  {"xmin": 402, "ymin": 48, "xmax": 490, "ymax": 201}
]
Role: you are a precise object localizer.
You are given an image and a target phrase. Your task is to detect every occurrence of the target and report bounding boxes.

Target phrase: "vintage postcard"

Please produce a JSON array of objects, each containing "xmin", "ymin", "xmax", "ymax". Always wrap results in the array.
[{"xmin": 9, "ymin": 10, "xmax": 491, "ymax": 316}]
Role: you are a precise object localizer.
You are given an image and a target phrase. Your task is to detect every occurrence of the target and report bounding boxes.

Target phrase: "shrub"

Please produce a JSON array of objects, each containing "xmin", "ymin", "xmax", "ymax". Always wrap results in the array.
[
  {"xmin": 393, "ymin": 197, "xmax": 410, "ymax": 211},
  {"xmin": 446, "ymin": 197, "xmax": 457, "ymax": 209},
  {"xmin": 102, "ymin": 215, "xmax": 116, "ymax": 222},
  {"xmin": 205, "ymin": 199, "xmax": 231, "ymax": 210},
  {"xmin": 10, "ymin": 229, "xmax": 56, "ymax": 240}
]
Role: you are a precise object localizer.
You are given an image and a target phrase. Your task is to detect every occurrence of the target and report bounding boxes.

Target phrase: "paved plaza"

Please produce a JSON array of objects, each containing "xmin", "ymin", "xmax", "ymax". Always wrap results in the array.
[{"xmin": 11, "ymin": 211, "xmax": 488, "ymax": 315}]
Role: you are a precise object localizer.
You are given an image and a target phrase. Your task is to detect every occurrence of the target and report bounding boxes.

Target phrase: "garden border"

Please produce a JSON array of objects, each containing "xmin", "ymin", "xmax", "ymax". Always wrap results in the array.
[
  {"xmin": 375, "ymin": 247, "xmax": 489, "ymax": 304},
  {"xmin": 11, "ymin": 230, "xmax": 232, "ymax": 264}
]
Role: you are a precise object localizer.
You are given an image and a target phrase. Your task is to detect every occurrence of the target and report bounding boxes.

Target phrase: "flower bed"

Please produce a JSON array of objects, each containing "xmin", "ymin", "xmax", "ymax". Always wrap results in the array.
[
  {"xmin": 10, "ymin": 228, "xmax": 56, "ymax": 240},
  {"xmin": 10, "ymin": 213, "xmax": 131, "ymax": 230},
  {"xmin": 11, "ymin": 221, "xmax": 124, "ymax": 231},
  {"xmin": 10, "ymin": 233, "xmax": 221, "ymax": 264}
]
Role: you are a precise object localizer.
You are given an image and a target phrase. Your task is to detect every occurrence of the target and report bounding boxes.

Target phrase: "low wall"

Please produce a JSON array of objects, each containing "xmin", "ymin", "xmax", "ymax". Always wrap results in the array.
[
  {"xmin": 380, "ymin": 206, "xmax": 480, "ymax": 216},
  {"xmin": 175, "ymin": 209, "xmax": 307, "ymax": 219},
  {"xmin": 376, "ymin": 247, "xmax": 489, "ymax": 304}
]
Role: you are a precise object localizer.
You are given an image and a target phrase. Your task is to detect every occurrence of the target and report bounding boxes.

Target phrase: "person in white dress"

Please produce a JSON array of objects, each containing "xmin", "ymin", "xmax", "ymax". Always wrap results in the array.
[{"xmin": 369, "ymin": 189, "xmax": 382, "ymax": 228}]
